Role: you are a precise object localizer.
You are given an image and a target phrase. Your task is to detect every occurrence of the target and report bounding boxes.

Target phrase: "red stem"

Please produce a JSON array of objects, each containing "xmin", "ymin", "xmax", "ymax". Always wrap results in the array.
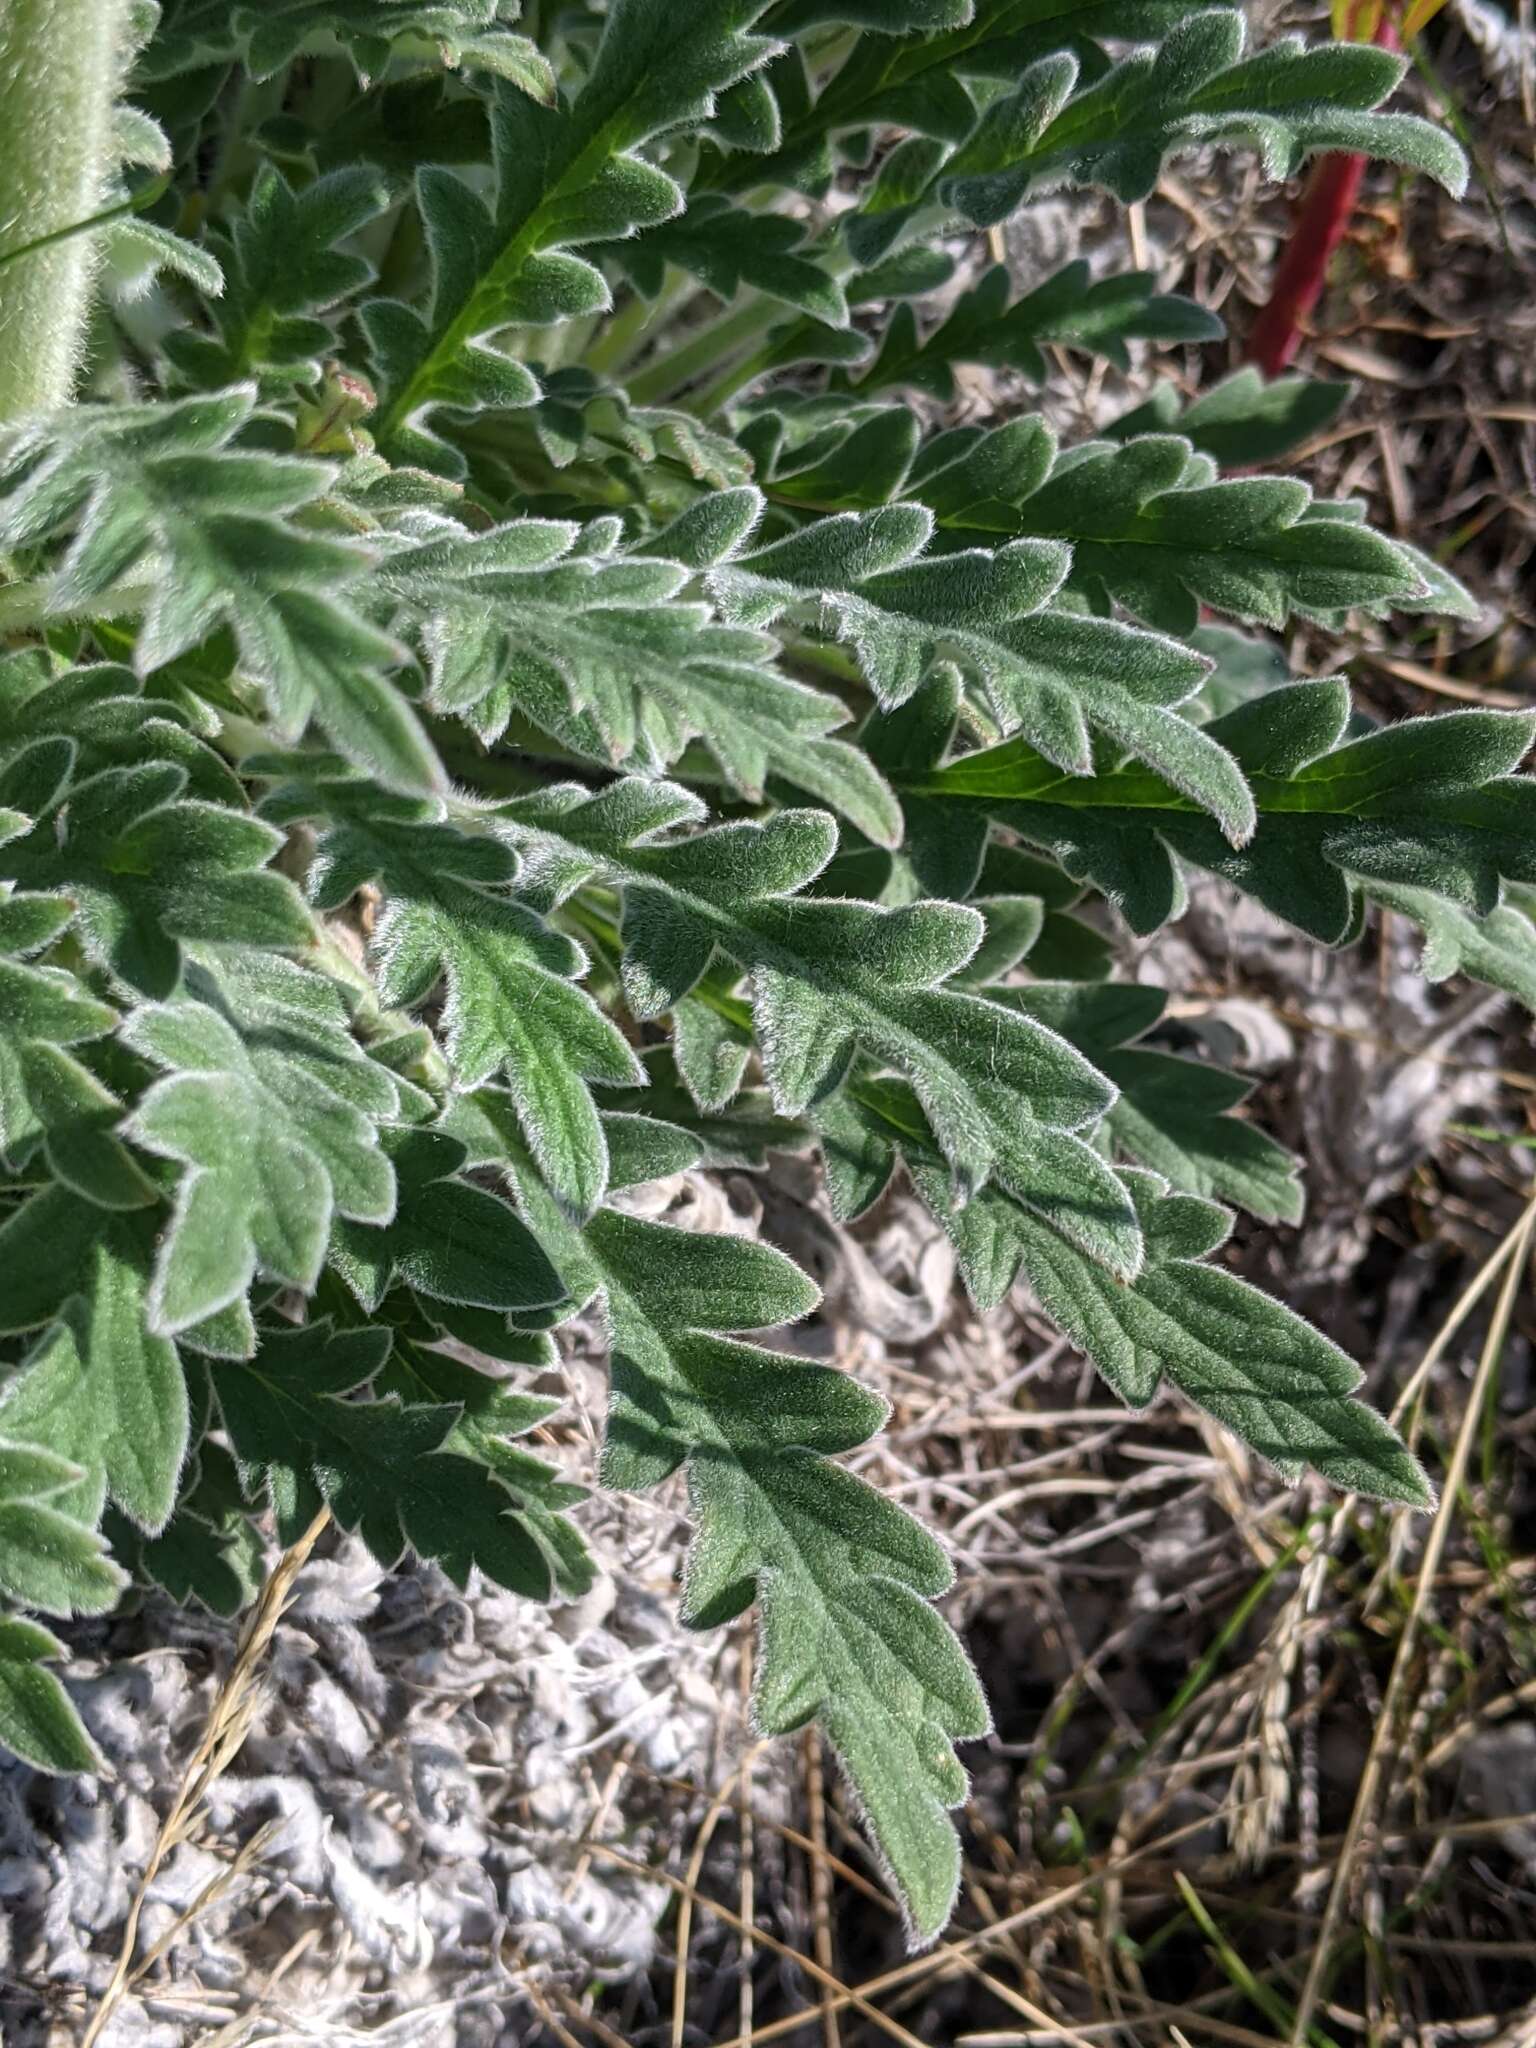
[{"xmin": 1245, "ymin": 15, "xmax": 1399, "ymax": 376}]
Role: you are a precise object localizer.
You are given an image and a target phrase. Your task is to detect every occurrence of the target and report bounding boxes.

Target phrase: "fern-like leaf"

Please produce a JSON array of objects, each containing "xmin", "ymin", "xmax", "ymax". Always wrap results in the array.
[
  {"xmin": 0, "ymin": 392, "xmax": 441, "ymax": 791},
  {"xmin": 368, "ymin": 0, "xmax": 778, "ymax": 469},
  {"xmin": 474, "ymin": 1105, "xmax": 989, "ymax": 1943},
  {"xmin": 816, "ymin": 1079, "xmax": 1430, "ymax": 1505}
]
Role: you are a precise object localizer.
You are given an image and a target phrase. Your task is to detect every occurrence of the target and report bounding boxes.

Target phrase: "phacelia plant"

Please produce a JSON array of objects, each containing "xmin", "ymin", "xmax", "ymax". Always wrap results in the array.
[{"xmin": 1, "ymin": 0, "xmax": 1528, "ymax": 1943}]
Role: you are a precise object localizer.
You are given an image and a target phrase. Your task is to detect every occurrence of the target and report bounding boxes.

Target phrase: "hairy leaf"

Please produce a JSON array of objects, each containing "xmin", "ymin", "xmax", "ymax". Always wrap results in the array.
[
  {"xmin": 120, "ymin": 956, "xmax": 407, "ymax": 1331},
  {"xmin": 939, "ymin": 13, "xmax": 1465, "ymax": 221},
  {"xmin": 1008, "ymin": 982, "xmax": 1303, "ymax": 1221},
  {"xmin": 140, "ymin": 0, "xmax": 556, "ymax": 93},
  {"xmin": 0, "ymin": 1196, "xmax": 189, "ymax": 1530},
  {"xmin": 368, "ymin": 0, "xmax": 778, "ymax": 469},
  {"xmin": 0, "ymin": 889, "xmax": 149, "ymax": 1206},
  {"xmin": 852, "ymin": 261, "xmax": 1222, "ymax": 397},
  {"xmin": 900, "ymin": 676, "xmax": 1536, "ymax": 1001},
  {"xmin": 215, "ymin": 1318, "xmax": 580, "ymax": 1597},
  {"xmin": 0, "ymin": 737, "xmax": 312, "ymax": 999},
  {"xmin": 166, "ymin": 163, "xmax": 392, "ymax": 390},
  {"xmin": 499, "ymin": 778, "xmax": 1139, "ymax": 1266},
  {"xmin": 0, "ymin": 392, "xmax": 441, "ymax": 790},
  {"xmin": 501, "ymin": 1138, "xmax": 989, "ymax": 1943},
  {"xmin": 708, "ymin": 502, "xmax": 1253, "ymax": 839},
  {"xmin": 0, "ymin": 1439, "xmax": 127, "ymax": 1618},
  {"xmin": 819, "ymin": 1081, "xmax": 1428, "ymax": 1505},
  {"xmin": 0, "ymin": 1616, "xmax": 103, "ymax": 1772},
  {"xmin": 261, "ymin": 757, "xmax": 646, "ymax": 1217},
  {"xmin": 0, "ymin": 0, "xmax": 1470, "ymax": 1923},
  {"xmin": 377, "ymin": 509, "xmax": 902, "ymax": 842}
]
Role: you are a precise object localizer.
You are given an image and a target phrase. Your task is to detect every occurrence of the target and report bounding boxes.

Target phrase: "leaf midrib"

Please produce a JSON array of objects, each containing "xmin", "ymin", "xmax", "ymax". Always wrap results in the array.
[{"xmin": 904, "ymin": 745, "xmax": 1495, "ymax": 826}]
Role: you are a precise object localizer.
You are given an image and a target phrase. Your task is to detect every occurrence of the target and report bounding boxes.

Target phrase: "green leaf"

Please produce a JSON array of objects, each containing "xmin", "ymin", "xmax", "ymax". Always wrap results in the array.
[
  {"xmin": 765, "ymin": 411, "xmax": 1457, "ymax": 639},
  {"xmin": 378, "ymin": 510, "xmax": 903, "ymax": 845},
  {"xmin": 0, "ymin": 653, "xmax": 248, "ymax": 801},
  {"xmin": 165, "ymin": 163, "xmax": 392, "ymax": 389},
  {"xmin": 0, "ymin": 391, "xmax": 442, "ymax": 792},
  {"xmin": 703, "ymin": 1, "xmax": 1195, "ymax": 200},
  {"xmin": 990, "ymin": 432, "xmax": 1429, "ymax": 636},
  {"xmin": 107, "ymin": 1440, "xmax": 265, "ymax": 1616},
  {"xmin": 1010, "ymin": 1171, "xmax": 1430, "ymax": 1503},
  {"xmin": 498, "ymin": 779, "xmax": 1140, "ymax": 1269},
  {"xmin": 0, "ymin": 1616, "xmax": 103, "ymax": 1772},
  {"xmin": 611, "ymin": 1047, "xmax": 811, "ymax": 1168},
  {"xmin": 905, "ymin": 683, "xmax": 1536, "ymax": 994},
  {"xmin": 823, "ymin": 1083, "xmax": 1428, "ymax": 1506},
  {"xmin": 1372, "ymin": 883, "xmax": 1536, "ymax": 1013},
  {"xmin": 144, "ymin": 0, "xmax": 558, "ymax": 94},
  {"xmin": 0, "ymin": 0, "xmax": 1485, "ymax": 1936},
  {"xmin": 0, "ymin": 1438, "xmax": 127, "ymax": 1616},
  {"xmin": 370, "ymin": 1, "xmax": 779, "ymax": 469},
  {"xmin": 1107, "ymin": 367, "xmax": 1352, "ymax": 468},
  {"xmin": 1, "ymin": 739, "xmax": 312, "ymax": 999},
  {"xmin": 0, "ymin": 889, "xmax": 152, "ymax": 1206},
  {"xmin": 214, "ymin": 1318, "xmax": 578, "ymax": 1597},
  {"xmin": 710, "ymin": 503, "xmax": 1253, "ymax": 837},
  {"xmin": 1005, "ymin": 982, "xmax": 1302, "ymax": 1222},
  {"xmin": 606, "ymin": 195, "xmax": 849, "ymax": 325},
  {"xmin": 261, "ymin": 758, "xmax": 645, "ymax": 1217},
  {"xmin": 503, "ymin": 1145, "xmax": 988, "ymax": 1943},
  {"xmin": 851, "ymin": 261, "xmax": 1222, "ymax": 398},
  {"xmin": 120, "ymin": 956, "xmax": 407, "ymax": 1331},
  {"xmin": 379, "ymin": 1334, "xmax": 594, "ymax": 1598},
  {"xmin": 0, "ymin": 1196, "xmax": 188, "ymax": 1532},
  {"xmin": 327, "ymin": 1124, "xmax": 567, "ymax": 1315},
  {"xmin": 940, "ymin": 13, "xmax": 1466, "ymax": 222}
]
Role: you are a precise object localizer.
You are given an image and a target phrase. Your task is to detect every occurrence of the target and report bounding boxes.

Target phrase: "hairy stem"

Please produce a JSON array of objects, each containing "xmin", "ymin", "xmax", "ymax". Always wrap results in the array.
[{"xmin": 0, "ymin": 0, "xmax": 135, "ymax": 422}]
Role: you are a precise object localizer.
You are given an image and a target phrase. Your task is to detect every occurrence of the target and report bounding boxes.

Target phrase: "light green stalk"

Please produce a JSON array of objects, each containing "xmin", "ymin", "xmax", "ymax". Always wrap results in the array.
[{"xmin": 0, "ymin": 0, "xmax": 135, "ymax": 421}]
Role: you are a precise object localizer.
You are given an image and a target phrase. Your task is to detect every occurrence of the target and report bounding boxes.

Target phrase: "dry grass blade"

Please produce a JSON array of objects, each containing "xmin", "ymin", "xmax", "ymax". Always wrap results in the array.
[
  {"xmin": 670, "ymin": 1740, "xmax": 771, "ymax": 2047},
  {"xmin": 1287, "ymin": 1191, "xmax": 1536, "ymax": 2046},
  {"xmin": 585, "ymin": 1840, "xmax": 931, "ymax": 2048},
  {"xmin": 725, "ymin": 1806, "xmax": 1259, "ymax": 2048},
  {"xmin": 79, "ymin": 1505, "xmax": 333, "ymax": 2048},
  {"xmin": 803, "ymin": 1726, "xmax": 841, "ymax": 2048},
  {"xmin": 631, "ymin": 1754, "xmax": 1096, "ymax": 2046}
]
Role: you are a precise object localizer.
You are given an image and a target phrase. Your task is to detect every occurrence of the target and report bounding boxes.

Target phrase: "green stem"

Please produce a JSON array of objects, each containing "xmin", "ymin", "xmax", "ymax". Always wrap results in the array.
[
  {"xmin": 622, "ymin": 293, "xmax": 780, "ymax": 406},
  {"xmin": 585, "ymin": 269, "xmax": 701, "ymax": 377},
  {"xmin": 581, "ymin": 290, "xmax": 652, "ymax": 375},
  {"xmin": 0, "ymin": 180, "xmax": 164, "ymax": 276},
  {"xmin": 690, "ymin": 342, "xmax": 777, "ymax": 417},
  {"xmin": 0, "ymin": 0, "xmax": 137, "ymax": 421}
]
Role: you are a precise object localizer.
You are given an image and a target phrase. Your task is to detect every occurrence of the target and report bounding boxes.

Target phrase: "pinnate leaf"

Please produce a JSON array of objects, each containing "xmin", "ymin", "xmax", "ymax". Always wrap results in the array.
[
  {"xmin": 502, "ymin": 1146, "xmax": 988, "ymax": 1943},
  {"xmin": 380, "ymin": 510, "xmax": 903, "ymax": 845},
  {"xmin": 500, "ymin": 779, "xmax": 1136, "ymax": 1264},
  {"xmin": 370, "ymin": 0, "xmax": 778, "ymax": 469},
  {"xmin": 262, "ymin": 757, "xmax": 645, "ymax": 1219},
  {"xmin": 0, "ymin": 891, "xmax": 150, "ymax": 1206},
  {"xmin": 819, "ymin": 1082, "xmax": 1428, "ymax": 1505},
  {"xmin": 121, "ymin": 958, "xmax": 405, "ymax": 1332},
  {"xmin": 326, "ymin": 1125, "xmax": 566, "ymax": 1317},
  {"xmin": 0, "ymin": 1439, "xmax": 128, "ymax": 1618},
  {"xmin": 0, "ymin": 739, "xmax": 312, "ymax": 1000},
  {"xmin": 0, "ymin": 392, "xmax": 441, "ymax": 792},
  {"xmin": 214, "ymin": 1319, "xmax": 578, "ymax": 1598}
]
